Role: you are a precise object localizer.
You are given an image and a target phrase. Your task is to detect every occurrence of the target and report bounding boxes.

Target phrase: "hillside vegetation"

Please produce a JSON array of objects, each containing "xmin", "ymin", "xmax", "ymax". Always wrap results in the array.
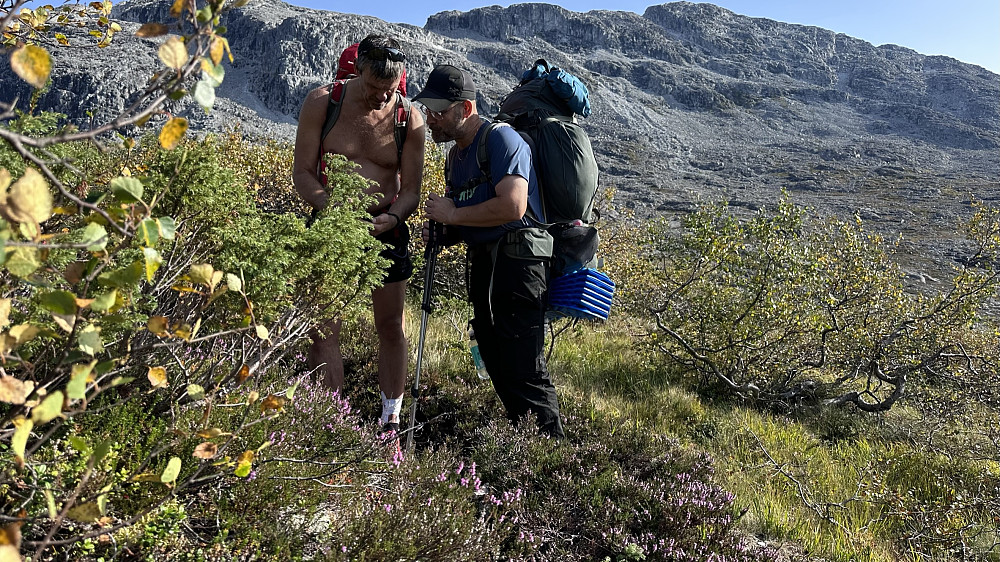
[{"xmin": 2, "ymin": 1, "xmax": 998, "ymax": 561}]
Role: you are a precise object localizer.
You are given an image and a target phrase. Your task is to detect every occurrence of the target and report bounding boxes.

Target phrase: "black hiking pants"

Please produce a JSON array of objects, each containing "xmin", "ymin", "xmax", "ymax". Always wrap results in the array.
[{"xmin": 468, "ymin": 239, "xmax": 565, "ymax": 439}]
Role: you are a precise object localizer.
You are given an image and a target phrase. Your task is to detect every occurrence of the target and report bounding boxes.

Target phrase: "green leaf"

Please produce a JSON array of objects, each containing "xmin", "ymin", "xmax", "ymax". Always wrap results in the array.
[
  {"xmin": 110, "ymin": 176, "xmax": 144, "ymax": 203},
  {"xmin": 157, "ymin": 216, "xmax": 176, "ymax": 240},
  {"xmin": 201, "ymin": 61, "xmax": 224, "ymax": 87},
  {"xmin": 31, "ymin": 390, "xmax": 64, "ymax": 425},
  {"xmin": 78, "ymin": 325, "xmax": 103, "ymax": 357},
  {"xmin": 95, "ymin": 360, "xmax": 115, "ymax": 374},
  {"xmin": 45, "ymin": 485, "xmax": 57, "ymax": 518},
  {"xmin": 93, "ymin": 438, "xmax": 112, "ymax": 462},
  {"xmin": 5, "ymin": 246, "xmax": 40, "ymax": 277},
  {"xmin": 254, "ymin": 325, "xmax": 269, "ymax": 341},
  {"xmin": 110, "ymin": 376, "xmax": 134, "ymax": 387},
  {"xmin": 68, "ymin": 435, "xmax": 90, "ymax": 453},
  {"xmin": 12, "ymin": 417, "xmax": 32, "ymax": 464},
  {"xmin": 186, "ymin": 384, "xmax": 205, "ymax": 400},
  {"xmin": 286, "ymin": 380, "xmax": 300, "ymax": 401},
  {"xmin": 193, "ymin": 80, "xmax": 215, "ymax": 112},
  {"xmin": 81, "ymin": 222, "xmax": 108, "ymax": 251},
  {"xmin": 67, "ymin": 360, "xmax": 97, "ymax": 399},
  {"xmin": 160, "ymin": 456, "xmax": 182, "ymax": 484},
  {"xmin": 225, "ymin": 272, "xmax": 242, "ymax": 293},
  {"xmin": 138, "ymin": 218, "xmax": 159, "ymax": 246},
  {"xmin": 143, "ymin": 247, "xmax": 162, "ymax": 282},
  {"xmin": 99, "ymin": 260, "xmax": 143, "ymax": 288},
  {"xmin": 90, "ymin": 289, "xmax": 117, "ymax": 312},
  {"xmin": 39, "ymin": 290, "xmax": 78, "ymax": 315},
  {"xmin": 11, "ymin": 44, "xmax": 52, "ymax": 89}
]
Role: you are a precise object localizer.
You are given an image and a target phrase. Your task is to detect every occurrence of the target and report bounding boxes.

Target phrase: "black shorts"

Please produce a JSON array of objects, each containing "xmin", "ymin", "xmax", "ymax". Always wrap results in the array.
[{"xmin": 375, "ymin": 220, "xmax": 413, "ymax": 284}]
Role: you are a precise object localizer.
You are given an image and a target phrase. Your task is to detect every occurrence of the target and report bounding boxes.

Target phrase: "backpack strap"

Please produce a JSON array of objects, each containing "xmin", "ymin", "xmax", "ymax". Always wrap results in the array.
[
  {"xmin": 320, "ymin": 80, "xmax": 347, "ymax": 146},
  {"xmin": 320, "ymin": 81, "xmax": 410, "ymax": 167},
  {"xmin": 449, "ymin": 122, "xmax": 547, "ymax": 225},
  {"xmin": 393, "ymin": 92, "xmax": 410, "ymax": 165},
  {"xmin": 447, "ymin": 122, "xmax": 504, "ymax": 198}
]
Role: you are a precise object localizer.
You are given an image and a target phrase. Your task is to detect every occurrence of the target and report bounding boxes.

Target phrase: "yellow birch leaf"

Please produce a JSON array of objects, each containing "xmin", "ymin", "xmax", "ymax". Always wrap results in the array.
[
  {"xmin": 246, "ymin": 390, "xmax": 259, "ymax": 404},
  {"xmin": 0, "ymin": 168, "xmax": 10, "ymax": 192},
  {"xmin": 66, "ymin": 501, "xmax": 102, "ymax": 522},
  {"xmin": 159, "ymin": 117, "xmax": 188, "ymax": 150},
  {"xmin": 209, "ymin": 37, "xmax": 224, "ymax": 66},
  {"xmin": 10, "ymin": 44, "xmax": 52, "ymax": 89},
  {"xmin": 157, "ymin": 36, "xmax": 188, "ymax": 70},
  {"xmin": 0, "ymin": 298, "xmax": 10, "ymax": 329},
  {"xmin": 236, "ymin": 364, "xmax": 251, "ymax": 384},
  {"xmin": 10, "ymin": 324, "xmax": 39, "ymax": 345},
  {"xmin": 188, "ymin": 263, "xmax": 214, "ymax": 286},
  {"xmin": 169, "ymin": 0, "xmax": 185, "ymax": 17},
  {"xmin": 254, "ymin": 324, "xmax": 269, "ymax": 341},
  {"xmin": 135, "ymin": 22, "xmax": 168, "ymax": 37},
  {"xmin": 192, "ymin": 442, "xmax": 217, "ymax": 459},
  {"xmin": 0, "ymin": 375, "xmax": 34, "ymax": 405},
  {"xmin": 259, "ymin": 394, "xmax": 284, "ymax": 413},
  {"xmin": 51, "ymin": 312, "xmax": 76, "ymax": 333},
  {"xmin": 6, "ymin": 167, "xmax": 53, "ymax": 225},
  {"xmin": 173, "ymin": 323, "xmax": 192, "ymax": 341},
  {"xmin": 11, "ymin": 417, "xmax": 32, "ymax": 468},
  {"xmin": 196, "ymin": 427, "xmax": 231, "ymax": 439},
  {"xmin": 234, "ymin": 450, "xmax": 254, "ymax": 477},
  {"xmin": 147, "ymin": 366, "xmax": 168, "ymax": 389},
  {"xmin": 147, "ymin": 316, "xmax": 169, "ymax": 336}
]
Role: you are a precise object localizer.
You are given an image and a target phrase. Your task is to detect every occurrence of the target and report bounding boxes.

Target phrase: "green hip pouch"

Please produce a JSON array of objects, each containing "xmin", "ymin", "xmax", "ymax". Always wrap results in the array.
[{"xmin": 501, "ymin": 227, "xmax": 553, "ymax": 261}]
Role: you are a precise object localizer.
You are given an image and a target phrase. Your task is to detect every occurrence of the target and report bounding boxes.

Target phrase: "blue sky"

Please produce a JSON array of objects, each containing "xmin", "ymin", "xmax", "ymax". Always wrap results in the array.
[{"xmin": 294, "ymin": 0, "xmax": 1000, "ymax": 73}]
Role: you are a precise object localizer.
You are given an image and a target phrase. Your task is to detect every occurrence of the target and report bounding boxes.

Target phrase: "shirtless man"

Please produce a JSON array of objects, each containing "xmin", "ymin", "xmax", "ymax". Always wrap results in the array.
[{"xmin": 292, "ymin": 34, "xmax": 425, "ymax": 432}]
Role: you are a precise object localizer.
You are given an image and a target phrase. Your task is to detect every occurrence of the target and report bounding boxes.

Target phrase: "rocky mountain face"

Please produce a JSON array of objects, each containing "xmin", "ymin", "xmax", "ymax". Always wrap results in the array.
[{"xmin": 3, "ymin": 0, "xmax": 999, "ymax": 281}]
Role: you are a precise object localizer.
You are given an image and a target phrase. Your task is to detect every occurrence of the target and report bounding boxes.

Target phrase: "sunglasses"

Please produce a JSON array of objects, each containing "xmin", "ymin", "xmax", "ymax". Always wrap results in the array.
[
  {"xmin": 422, "ymin": 101, "xmax": 462, "ymax": 120},
  {"xmin": 359, "ymin": 46, "xmax": 406, "ymax": 63}
]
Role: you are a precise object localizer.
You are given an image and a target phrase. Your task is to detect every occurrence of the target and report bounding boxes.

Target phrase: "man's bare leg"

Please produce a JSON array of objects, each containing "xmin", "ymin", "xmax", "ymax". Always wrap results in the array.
[
  {"xmin": 308, "ymin": 318, "xmax": 344, "ymax": 391},
  {"xmin": 372, "ymin": 280, "xmax": 407, "ymax": 426}
]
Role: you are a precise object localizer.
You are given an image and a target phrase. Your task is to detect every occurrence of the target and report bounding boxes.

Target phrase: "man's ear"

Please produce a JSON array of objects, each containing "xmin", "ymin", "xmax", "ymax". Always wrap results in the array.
[{"xmin": 460, "ymin": 100, "xmax": 473, "ymax": 118}]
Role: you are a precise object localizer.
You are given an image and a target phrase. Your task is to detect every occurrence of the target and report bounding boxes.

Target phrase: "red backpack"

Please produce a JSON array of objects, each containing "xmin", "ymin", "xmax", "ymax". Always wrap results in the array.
[{"xmin": 322, "ymin": 43, "xmax": 410, "ymax": 163}]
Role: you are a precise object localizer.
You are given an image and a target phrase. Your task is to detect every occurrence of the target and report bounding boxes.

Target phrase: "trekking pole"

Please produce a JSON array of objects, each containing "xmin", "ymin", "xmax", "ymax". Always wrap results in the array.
[{"xmin": 406, "ymin": 221, "xmax": 441, "ymax": 452}]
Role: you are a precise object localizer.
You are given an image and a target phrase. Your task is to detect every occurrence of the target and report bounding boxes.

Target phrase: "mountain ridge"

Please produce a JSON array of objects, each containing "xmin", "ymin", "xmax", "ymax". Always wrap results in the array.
[{"xmin": 2, "ymin": 0, "xmax": 998, "ymax": 281}]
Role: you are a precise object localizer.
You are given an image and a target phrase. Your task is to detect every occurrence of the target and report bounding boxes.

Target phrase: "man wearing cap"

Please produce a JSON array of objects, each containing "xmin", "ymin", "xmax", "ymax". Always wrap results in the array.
[
  {"xmin": 293, "ymin": 34, "xmax": 425, "ymax": 434},
  {"xmin": 416, "ymin": 64, "xmax": 565, "ymax": 439}
]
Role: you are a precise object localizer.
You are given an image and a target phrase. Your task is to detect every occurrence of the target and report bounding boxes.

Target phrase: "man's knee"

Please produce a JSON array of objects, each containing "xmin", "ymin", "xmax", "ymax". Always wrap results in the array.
[{"xmin": 374, "ymin": 315, "xmax": 405, "ymax": 345}]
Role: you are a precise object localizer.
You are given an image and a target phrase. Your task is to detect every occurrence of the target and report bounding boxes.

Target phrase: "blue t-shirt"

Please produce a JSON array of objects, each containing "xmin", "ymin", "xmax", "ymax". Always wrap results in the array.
[{"xmin": 446, "ymin": 121, "xmax": 542, "ymax": 246}]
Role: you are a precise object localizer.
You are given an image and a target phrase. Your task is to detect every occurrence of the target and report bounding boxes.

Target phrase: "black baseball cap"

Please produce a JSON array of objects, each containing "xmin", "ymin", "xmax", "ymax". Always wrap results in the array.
[{"xmin": 413, "ymin": 64, "xmax": 476, "ymax": 112}]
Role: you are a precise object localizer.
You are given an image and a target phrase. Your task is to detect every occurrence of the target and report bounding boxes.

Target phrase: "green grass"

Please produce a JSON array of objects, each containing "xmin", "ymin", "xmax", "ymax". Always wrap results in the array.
[{"xmin": 538, "ymin": 312, "xmax": 1000, "ymax": 562}]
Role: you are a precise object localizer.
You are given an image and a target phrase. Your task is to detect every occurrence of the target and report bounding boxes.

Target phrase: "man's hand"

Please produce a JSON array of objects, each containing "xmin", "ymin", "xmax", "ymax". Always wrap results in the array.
[
  {"xmin": 371, "ymin": 212, "xmax": 399, "ymax": 236},
  {"xmin": 305, "ymin": 189, "xmax": 330, "ymax": 211},
  {"xmin": 424, "ymin": 192, "xmax": 456, "ymax": 225}
]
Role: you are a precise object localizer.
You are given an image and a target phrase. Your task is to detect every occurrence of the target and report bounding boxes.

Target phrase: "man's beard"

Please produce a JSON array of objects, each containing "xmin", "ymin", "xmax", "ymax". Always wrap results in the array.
[{"xmin": 430, "ymin": 126, "xmax": 456, "ymax": 144}]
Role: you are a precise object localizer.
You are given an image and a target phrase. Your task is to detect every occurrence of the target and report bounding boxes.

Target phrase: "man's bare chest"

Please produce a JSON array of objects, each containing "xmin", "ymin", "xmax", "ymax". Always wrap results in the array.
[{"xmin": 323, "ymin": 108, "xmax": 397, "ymax": 167}]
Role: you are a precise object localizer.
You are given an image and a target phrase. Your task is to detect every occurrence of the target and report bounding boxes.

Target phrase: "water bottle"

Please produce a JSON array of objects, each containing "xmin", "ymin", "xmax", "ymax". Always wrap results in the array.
[{"xmin": 469, "ymin": 328, "xmax": 489, "ymax": 380}]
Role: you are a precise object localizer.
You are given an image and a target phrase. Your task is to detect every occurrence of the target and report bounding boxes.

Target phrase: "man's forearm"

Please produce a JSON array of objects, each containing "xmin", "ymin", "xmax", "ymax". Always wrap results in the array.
[
  {"xmin": 386, "ymin": 189, "xmax": 420, "ymax": 222},
  {"xmin": 294, "ymin": 171, "xmax": 327, "ymax": 209}
]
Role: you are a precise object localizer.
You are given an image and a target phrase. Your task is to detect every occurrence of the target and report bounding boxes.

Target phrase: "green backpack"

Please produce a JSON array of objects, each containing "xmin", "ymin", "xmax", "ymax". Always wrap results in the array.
[{"xmin": 472, "ymin": 59, "xmax": 600, "ymax": 276}]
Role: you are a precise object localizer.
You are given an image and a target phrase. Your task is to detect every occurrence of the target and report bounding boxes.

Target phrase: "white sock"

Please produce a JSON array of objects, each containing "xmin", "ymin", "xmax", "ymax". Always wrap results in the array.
[{"xmin": 380, "ymin": 392, "xmax": 402, "ymax": 425}]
